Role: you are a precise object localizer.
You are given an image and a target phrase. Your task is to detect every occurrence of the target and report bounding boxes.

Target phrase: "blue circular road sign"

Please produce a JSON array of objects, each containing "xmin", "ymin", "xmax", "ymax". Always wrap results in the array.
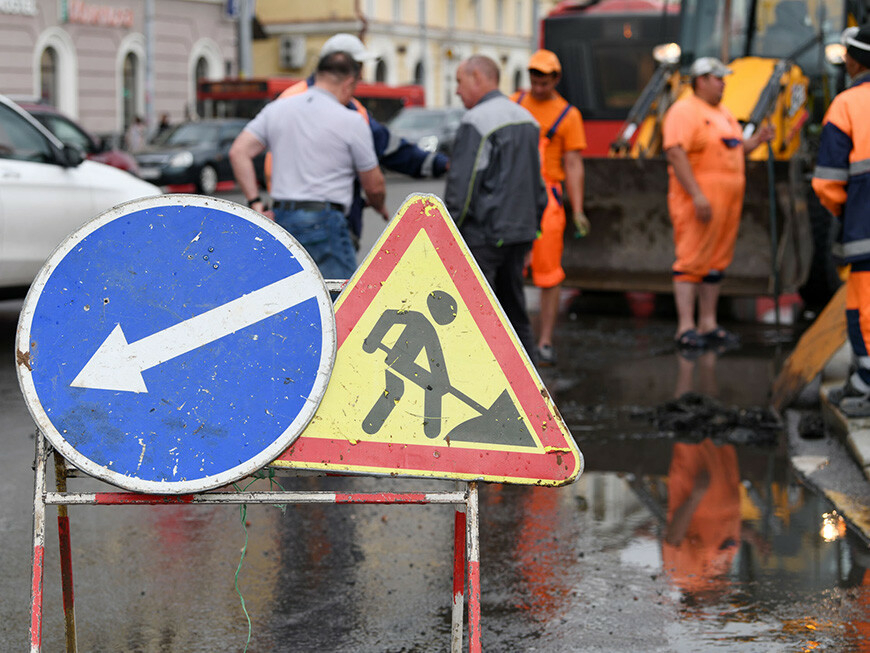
[{"xmin": 16, "ymin": 195, "xmax": 336, "ymax": 493}]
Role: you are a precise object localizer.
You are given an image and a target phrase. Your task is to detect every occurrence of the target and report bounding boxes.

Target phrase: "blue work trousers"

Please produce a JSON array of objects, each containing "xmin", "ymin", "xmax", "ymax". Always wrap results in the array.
[{"xmin": 468, "ymin": 241, "xmax": 535, "ymax": 358}]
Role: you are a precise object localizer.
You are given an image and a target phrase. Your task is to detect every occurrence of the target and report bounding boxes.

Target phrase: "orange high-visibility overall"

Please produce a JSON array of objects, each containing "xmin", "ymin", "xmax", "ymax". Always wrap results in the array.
[{"xmin": 663, "ymin": 93, "xmax": 746, "ymax": 283}]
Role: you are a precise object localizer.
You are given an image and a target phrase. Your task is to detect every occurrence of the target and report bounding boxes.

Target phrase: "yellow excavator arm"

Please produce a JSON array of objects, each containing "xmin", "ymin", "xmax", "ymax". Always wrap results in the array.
[{"xmin": 614, "ymin": 56, "xmax": 810, "ymax": 161}]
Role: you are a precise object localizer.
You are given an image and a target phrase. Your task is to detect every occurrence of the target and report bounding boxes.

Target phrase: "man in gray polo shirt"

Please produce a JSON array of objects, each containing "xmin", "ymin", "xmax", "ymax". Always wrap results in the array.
[{"xmin": 230, "ymin": 51, "xmax": 388, "ymax": 280}]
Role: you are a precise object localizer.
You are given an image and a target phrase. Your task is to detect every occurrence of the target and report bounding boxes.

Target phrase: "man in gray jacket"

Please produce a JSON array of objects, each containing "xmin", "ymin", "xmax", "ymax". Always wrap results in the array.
[{"xmin": 445, "ymin": 55, "xmax": 547, "ymax": 358}]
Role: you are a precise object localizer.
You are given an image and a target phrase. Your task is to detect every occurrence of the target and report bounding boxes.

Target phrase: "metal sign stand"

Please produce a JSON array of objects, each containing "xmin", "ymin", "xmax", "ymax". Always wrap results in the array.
[{"xmin": 29, "ymin": 431, "xmax": 482, "ymax": 653}]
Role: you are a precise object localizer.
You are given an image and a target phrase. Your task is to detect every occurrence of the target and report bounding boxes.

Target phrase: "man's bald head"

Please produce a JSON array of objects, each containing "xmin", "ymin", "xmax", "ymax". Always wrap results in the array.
[
  {"xmin": 465, "ymin": 55, "xmax": 500, "ymax": 84},
  {"xmin": 456, "ymin": 55, "xmax": 501, "ymax": 109}
]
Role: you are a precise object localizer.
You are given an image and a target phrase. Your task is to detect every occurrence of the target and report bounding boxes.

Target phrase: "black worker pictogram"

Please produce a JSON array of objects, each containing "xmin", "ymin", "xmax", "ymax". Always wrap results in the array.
[{"xmin": 361, "ymin": 290, "xmax": 536, "ymax": 446}]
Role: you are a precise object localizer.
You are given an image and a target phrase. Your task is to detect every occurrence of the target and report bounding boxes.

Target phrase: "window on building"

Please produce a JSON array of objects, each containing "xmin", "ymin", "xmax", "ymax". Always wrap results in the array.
[
  {"xmin": 195, "ymin": 57, "xmax": 209, "ymax": 83},
  {"xmin": 40, "ymin": 47, "xmax": 58, "ymax": 106},
  {"xmin": 122, "ymin": 52, "xmax": 140, "ymax": 130},
  {"xmin": 514, "ymin": 69, "xmax": 522, "ymax": 92},
  {"xmin": 194, "ymin": 57, "xmax": 209, "ymax": 118},
  {"xmin": 476, "ymin": 0, "xmax": 482, "ymax": 28},
  {"xmin": 496, "ymin": 0, "xmax": 504, "ymax": 32},
  {"xmin": 515, "ymin": 0, "xmax": 523, "ymax": 33},
  {"xmin": 376, "ymin": 60, "xmax": 387, "ymax": 82},
  {"xmin": 393, "ymin": 0, "xmax": 402, "ymax": 21},
  {"xmin": 414, "ymin": 61, "xmax": 424, "ymax": 86}
]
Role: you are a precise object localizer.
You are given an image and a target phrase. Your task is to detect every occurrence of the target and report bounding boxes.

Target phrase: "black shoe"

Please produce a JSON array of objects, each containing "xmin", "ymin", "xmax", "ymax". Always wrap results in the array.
[
  {"xmin": 828, "ymin": 379, "xmax": 864, "ymax": 406},
  {"xmin": 829, "ymin": 379, "xmax": 870, "ymax": 416},
  {"xmin": 536, "ymin": 344, "xmax": 556, "ymax": 367}
]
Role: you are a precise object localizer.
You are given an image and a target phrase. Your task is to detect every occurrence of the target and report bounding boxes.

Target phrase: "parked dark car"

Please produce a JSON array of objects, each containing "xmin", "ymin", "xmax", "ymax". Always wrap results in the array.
[
  {"xmin": 135, "ymin": 118, "xmax": 263, "ymax": 194},
  {"xmin": 17, "ymin": 101, "xmax": 140, "ymax": 176},
  {"xmin": 387, "ymin": 107, "xmax": 465, "ymax": 155}
]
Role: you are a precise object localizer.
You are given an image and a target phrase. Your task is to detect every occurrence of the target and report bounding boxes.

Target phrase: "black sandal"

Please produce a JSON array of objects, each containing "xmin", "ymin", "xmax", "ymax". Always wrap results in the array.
[
  {"xmin": 675, "ymin": 328, "xmax": 706, "ymax": 349},
  {"xmin": 701, "ymin": 327, "xmax": 740, "ymax": 352}
]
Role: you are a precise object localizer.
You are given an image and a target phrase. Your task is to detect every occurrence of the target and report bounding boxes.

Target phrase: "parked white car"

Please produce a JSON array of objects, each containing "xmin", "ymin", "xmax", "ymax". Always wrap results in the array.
[{"xmin": 0, "ymin": 95, "xmax": 160, "ymax": 293}]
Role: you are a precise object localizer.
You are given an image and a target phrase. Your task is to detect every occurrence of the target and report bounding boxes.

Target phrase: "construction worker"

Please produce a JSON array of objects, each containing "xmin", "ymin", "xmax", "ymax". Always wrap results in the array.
[
  {"xmin": 264, "ymin": 33, "xmax": 449, "ymax": 248},
  {"xmin": 663, "ymin": 57, "xmax": 773, "ymax": 354},
  {"xmin": 446, "ymin": 55, "xmax": 547, "ymax": 361},
  {"xmin": 511, "ymin": 49, "xmax": 587, "ymax": 367},
  {"xmin": 231, "ymin": 51, "xmax": 387, "ymax": 281},
  {"xmin": 813, "ymin": 25, "xmax": 870, "ymax": 416}
]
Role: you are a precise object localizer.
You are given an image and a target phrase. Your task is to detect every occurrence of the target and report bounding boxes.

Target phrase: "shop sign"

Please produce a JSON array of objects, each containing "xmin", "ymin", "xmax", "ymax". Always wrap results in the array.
[
  {"xmin": 59, "ymin": 0, "xmax": 134, "ymax": 27},
  {"xmin": 1, "ymin": 0, "xmax": 37, "ymax": 15}
]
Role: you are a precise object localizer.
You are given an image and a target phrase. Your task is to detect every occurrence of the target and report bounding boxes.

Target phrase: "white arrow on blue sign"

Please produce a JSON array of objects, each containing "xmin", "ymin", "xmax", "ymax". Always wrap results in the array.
[{"xmin": 16, "ymin": 195, "xmax": 336, "ymax": 494}]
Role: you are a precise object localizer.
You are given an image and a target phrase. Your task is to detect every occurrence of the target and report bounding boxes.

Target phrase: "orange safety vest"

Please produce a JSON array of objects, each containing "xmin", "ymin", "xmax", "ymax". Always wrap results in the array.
[{"xmin": 514, "ymin": 91, "xmax": 573, "ymax": 185}]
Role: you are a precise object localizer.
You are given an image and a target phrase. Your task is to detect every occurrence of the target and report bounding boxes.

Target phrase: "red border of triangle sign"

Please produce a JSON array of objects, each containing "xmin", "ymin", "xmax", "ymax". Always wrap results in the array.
[{"xmin": 272, "ymin": 193, "xmax": 583, "ymax": 486}]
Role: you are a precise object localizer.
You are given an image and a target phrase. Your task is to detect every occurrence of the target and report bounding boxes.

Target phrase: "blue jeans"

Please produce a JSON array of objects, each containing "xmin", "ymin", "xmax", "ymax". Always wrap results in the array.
[{"xmin": 274, "ymin": 206, "xmax": 356, "ymax": 281}]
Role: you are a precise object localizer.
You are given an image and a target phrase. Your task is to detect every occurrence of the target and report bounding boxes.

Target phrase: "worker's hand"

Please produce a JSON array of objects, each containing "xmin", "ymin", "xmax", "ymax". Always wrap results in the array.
[
  {"xmin": 692, "ymin": 192, "xmax": 712, "ymax": 223},
  {"xmin": 249, "ymin": 200, "xmax": 275, "ymax": 221},
  {"xmin": 757, "ymin": 124, "xmax": 776, "ymax": 144},
  {"xmin": 572, "ymin": 211, "xmax": 590, "ymax": 238},
  {"xmin": 377, "ymin": 205, "xmax": 390, "ymax": 221}
]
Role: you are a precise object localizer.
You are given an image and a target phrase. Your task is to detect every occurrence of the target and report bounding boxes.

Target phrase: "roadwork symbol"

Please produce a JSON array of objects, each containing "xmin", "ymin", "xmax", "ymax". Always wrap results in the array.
[
  {"xmin": 273, "ymin": 194, "xmax": 582, "ymax": 486},
  {"xmin": 362, "ymin": 290, "xmax": 535, "ymax": 446}
]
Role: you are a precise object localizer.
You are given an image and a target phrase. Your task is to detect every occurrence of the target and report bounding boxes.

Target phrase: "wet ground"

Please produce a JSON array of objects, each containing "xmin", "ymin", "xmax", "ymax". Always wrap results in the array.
[
  {"xmin": 2, "ymin": 179, "xmax": 869, "ymax": 651},
  {"xmin": 3, "ymin": 289, "xmax": 870, "ymax": 652}
]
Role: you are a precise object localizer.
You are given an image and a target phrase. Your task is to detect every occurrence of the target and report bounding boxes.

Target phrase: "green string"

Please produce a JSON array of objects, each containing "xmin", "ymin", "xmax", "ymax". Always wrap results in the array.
[{"xmin": 232, "ymin": 469, "xmax": 286, "ymax": 652}]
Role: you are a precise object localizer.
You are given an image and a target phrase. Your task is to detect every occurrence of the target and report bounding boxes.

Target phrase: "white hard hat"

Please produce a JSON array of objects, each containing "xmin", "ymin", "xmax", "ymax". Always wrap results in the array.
[
  {"xmin": 320, "ymin": 33, "xmax": 379, "ymax": 63},
  {"xmin": 689, "ymin": 57, "xmax": 733, "ymax": 78}
]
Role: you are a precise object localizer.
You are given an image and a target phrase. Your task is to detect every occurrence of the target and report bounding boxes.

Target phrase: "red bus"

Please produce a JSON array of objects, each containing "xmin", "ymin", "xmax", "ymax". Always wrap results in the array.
[
  {"xmin": 196, "ymin": 77, "xmax": 425, "ymax": 125},
  {"xmin": 541, "ymin": 0, "xmax": 681, "ymax": 156}
]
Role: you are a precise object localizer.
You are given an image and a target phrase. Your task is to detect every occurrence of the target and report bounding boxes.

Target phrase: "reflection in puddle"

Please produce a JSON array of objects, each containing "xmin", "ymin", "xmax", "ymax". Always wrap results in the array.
[{"xmin": 485, "ymin": 313, "xmax": 870, "ymax": 650}]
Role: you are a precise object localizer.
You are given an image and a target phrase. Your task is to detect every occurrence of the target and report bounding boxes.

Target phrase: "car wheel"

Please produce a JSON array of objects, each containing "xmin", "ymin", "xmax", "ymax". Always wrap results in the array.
[{"xmin": 197, "ymin": 164, "xmax": 218, "ymax": 195}]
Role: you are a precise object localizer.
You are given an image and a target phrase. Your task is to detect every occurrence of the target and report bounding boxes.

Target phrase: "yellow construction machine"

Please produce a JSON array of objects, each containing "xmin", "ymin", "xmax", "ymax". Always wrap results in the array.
[{"xmin": 548, "ymin": 0, "xmax": 870, "ymax": 308}]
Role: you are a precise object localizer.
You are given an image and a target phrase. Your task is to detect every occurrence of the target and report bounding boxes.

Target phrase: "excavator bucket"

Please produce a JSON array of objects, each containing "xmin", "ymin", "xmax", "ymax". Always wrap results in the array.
[{"xmin": 561, "ymin": 156, "xmax": 813, "ymax": 295}]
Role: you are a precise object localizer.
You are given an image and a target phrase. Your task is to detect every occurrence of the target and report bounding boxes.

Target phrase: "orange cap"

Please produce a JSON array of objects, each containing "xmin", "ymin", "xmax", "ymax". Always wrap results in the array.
[{"xmin": 528, "ymin": 49, "xmax": 561, "ymax": 74}]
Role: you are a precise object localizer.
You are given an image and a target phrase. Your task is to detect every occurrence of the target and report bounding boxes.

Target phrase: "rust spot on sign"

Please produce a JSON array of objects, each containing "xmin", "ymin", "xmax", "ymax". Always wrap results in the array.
[{"xmin": 17, "ymin": 349, "xmax": 32, "ymax": 371}]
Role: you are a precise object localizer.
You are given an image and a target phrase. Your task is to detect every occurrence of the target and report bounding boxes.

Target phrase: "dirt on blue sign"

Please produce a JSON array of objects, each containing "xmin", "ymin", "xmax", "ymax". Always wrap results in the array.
[{"xmin": 16, "ymin": 195, "xmax": 336, "ymax": 494}]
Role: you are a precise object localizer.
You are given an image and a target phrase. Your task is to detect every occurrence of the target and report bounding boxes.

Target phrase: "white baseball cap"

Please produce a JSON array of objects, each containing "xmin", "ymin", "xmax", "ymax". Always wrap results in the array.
[
  {"xmin": 320, "ymin": 33, "xmax": 379, "ymax": 63},
  {"xmin": 689, "ymin": 57, "xmax": 733, "ymax": 78}
]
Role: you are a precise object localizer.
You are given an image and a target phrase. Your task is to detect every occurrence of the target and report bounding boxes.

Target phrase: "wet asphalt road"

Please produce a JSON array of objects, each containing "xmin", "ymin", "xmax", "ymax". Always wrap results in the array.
[{"xmin": 2, "ymin": 178, "xmax": 869, "ymax": 651}]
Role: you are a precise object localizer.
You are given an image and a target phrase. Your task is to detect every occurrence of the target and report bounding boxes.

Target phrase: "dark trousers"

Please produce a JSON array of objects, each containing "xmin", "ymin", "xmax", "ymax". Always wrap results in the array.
[{"xmin": 469, "ymin": 241, "xmax": 535, "ymax": 358}]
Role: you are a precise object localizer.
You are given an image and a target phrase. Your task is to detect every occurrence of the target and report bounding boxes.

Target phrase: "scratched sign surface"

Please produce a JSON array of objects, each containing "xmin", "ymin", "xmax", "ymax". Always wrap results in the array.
[
  {"xmin": 16, "ymin": 195, "xmax": 335, "ymax": 494},
  {"xmin": 273, "ymin": 194, "xmax": 583, "ymax": 486}
]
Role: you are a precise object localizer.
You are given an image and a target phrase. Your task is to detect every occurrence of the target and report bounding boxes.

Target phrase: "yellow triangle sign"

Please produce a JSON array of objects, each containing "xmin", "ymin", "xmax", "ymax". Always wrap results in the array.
[{"xmin": 272, "ymin": 194, "xmax": 583, "ymax": 485}]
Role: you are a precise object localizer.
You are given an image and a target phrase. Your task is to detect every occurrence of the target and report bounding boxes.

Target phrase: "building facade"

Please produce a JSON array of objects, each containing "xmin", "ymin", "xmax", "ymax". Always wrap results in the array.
[
  {"xmin": 0, "ymin": 0, "xmax": 236, "ymax": 137},
  {"xmin": 252, "ymin": 0, "xmax": 557, "ymax": 108}
]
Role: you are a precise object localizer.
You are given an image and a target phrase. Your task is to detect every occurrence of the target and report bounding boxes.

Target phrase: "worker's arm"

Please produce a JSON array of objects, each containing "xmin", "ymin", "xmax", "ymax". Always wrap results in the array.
[
  {"xmin": 358, "ymin": 166, "xmax": 389, "ymax": 221},
  {"xmin": 369, "ymin": 115, "xmax": 449, "ymax": 178},
  {"xmin": 229, "ymin": 130, "xmax": 268, "ymax": 215},
  {"xmin": 665, "ymin": 145, "xmax": 711, "ymax": 223},
  {"xmin": 563, "ymin": 149, "xmax": 588, "ymax": 235},
  {"xmin": 743, "ymin": 124, "xmax": 775, "ymax": 154},
  {"xmin": 812, "ymin": 107, "xmax": 852, "ymax": 217}
]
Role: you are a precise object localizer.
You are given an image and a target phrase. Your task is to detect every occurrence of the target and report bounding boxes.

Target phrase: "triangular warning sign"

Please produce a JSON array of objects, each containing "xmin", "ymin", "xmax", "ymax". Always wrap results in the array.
[{"xmin": 272, "ymin": 194, "xmax": 583, "ymax": 485}]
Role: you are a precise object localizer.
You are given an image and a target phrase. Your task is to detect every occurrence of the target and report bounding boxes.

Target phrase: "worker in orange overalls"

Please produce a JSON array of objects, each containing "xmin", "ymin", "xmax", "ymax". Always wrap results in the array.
[
  {"xmin": 511, "ymin": 50, "xmax": 587, "ymax": 367},
  {"xmin": 662, "ymin": 57, "xmax": 773, "ymax": 354},
  {"xmin": 812, "ymin": 25, "xmax": 870, "ymax": 417}
]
